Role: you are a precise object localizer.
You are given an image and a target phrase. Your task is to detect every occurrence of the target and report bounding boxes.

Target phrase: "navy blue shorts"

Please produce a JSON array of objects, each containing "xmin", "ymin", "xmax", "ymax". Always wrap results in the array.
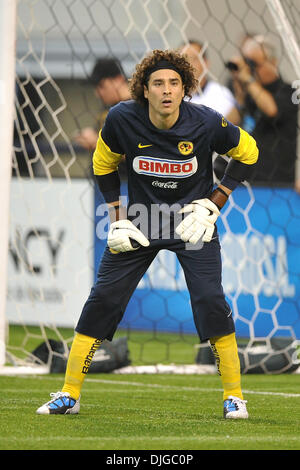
[{"xmin": 75, "ymin": 237, "xmax": 234, "ymax": 342}]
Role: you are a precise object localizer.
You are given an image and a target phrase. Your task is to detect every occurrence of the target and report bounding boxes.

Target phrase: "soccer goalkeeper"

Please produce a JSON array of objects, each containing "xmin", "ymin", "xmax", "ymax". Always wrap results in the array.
[{"xmin": 37, "ymin": 49, "xmax": 258, "ymax": 419}]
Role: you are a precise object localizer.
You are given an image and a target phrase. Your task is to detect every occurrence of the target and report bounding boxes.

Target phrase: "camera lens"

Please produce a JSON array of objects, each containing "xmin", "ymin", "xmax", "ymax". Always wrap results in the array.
[{"xmin": 225, "ymin": 61, "xmax": 239, "ymax": 71}]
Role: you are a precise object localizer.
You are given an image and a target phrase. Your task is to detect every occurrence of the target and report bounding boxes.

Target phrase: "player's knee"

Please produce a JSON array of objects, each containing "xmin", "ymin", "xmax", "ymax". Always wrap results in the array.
[{"xmin": 195, "ymin": 289, "xmax": 221, "ymax": 307}]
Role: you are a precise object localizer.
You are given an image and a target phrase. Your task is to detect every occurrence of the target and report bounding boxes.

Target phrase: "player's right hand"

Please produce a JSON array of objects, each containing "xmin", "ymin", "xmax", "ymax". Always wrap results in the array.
[{"xmin": 107, "ymin": 219, "xmax": 150, "ymax": 252}]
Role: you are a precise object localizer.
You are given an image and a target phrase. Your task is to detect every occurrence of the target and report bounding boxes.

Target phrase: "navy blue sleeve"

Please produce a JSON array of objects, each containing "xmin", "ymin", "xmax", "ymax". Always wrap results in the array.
[{"xmin": 209, "ymin": 110, "xmax": 240, "ymax": 155}]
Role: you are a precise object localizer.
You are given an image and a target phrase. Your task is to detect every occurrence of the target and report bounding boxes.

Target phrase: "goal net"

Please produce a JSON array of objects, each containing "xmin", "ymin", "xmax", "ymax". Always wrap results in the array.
[{"xmin": 2, "ymin": 0, "xmax": 300, "ymax": 375}]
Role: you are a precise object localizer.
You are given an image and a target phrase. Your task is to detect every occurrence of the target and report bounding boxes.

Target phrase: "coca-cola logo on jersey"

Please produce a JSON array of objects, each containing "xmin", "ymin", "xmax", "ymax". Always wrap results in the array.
[
  {"xmin": 133, "ymin": 156, "xmax": 198, "ymax": 178},
  {"xmin": 152, "ymin": 180, "xmax": 178, "ymax": 189}
]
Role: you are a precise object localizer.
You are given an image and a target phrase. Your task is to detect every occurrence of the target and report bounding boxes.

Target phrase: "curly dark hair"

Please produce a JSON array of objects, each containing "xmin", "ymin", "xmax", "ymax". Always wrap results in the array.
[{"xmin": 129, "ymin": 49, "xmax": 198, "ymax": 105}]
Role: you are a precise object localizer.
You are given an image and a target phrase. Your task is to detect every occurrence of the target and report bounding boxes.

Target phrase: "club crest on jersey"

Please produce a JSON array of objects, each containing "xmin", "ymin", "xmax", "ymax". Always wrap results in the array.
[
  {"xmin": 178, "ymin": 141, "xmax": 193, "ymax": 155},
  {"xmin": 133, "ymin": 156, "xmax": 198, "ymax": 178},
  {"xmin": 222, "ymin": 117, "xmax": 228, "ymax": 127}
]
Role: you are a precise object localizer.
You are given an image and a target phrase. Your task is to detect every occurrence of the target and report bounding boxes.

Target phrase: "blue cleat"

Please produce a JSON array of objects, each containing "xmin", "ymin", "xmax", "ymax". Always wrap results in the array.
[
  {"xmin": 36, "ymin": 391, "xmax": 80, "ymax": 415},
  {"xmin": 223, "ymin": 396, "xmax": 248, "ymax": 419}
]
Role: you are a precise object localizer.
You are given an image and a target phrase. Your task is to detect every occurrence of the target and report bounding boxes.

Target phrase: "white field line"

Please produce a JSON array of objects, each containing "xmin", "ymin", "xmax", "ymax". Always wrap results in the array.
[
  {"xmin": 86, "ymin": 377, "xmax": 300, "ymax": 398},
  {"xmin": 24, "ymin": 374, "xmax": 300, "ymax": 399},
  {"xmin": 2, "ymin": 435, "xmax": 300, "ymax": 443}
]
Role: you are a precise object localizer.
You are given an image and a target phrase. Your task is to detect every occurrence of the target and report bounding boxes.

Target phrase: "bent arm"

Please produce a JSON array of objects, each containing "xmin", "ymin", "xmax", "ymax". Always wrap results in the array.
[
  {"xmin": 93, "ymin": 130, "xmax": 125, "ymax": 221},
  {"xmin": 211, "ymin": 127, "xmax": 259, "ymax": 209}
]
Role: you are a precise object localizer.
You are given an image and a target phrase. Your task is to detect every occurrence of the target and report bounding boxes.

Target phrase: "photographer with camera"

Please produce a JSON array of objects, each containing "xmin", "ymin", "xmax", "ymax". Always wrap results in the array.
[
  {"xmin": 180, "ymin": 40, "xmax": 240, "ymax": 125},
  {"xmin": 218, "ymin": 35, "xmax": 299, "ymax": 190}
]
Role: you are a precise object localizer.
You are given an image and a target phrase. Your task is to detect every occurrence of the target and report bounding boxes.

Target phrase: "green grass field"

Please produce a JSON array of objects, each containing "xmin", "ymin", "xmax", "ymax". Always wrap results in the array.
[{"xmin": 1, "ymin": 372, "xmax": 300, "ymax": 451}]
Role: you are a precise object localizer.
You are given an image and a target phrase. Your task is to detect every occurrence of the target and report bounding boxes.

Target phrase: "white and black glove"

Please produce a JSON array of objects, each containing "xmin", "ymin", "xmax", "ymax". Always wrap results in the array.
[
  {"xmin": 175, "ymin": 198, "xmax": 220, "ymax": 244},
  {"xmin": 107, "ymin": 219, "xmax": 150, "ymax": 252}
]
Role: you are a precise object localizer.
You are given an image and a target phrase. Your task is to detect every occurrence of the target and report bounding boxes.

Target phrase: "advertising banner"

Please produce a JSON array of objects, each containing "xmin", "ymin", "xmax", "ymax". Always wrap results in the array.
[{"xmin": 7, "ymin": 179, "xmax": 93, "ymax": 328}]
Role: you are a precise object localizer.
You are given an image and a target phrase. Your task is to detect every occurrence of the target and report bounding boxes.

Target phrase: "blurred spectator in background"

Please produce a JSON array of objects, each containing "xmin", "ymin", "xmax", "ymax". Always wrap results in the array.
[
  {"xmin": 180, "ymin": 40, "xmax": 241, "ymax": 125},
  {"xmin": 74, "ymin": 57, "xmax": 131, "ymax": 152},
  {"xmin": 219, "ymin": 34, "xmax": 299, "ymax": 190}
]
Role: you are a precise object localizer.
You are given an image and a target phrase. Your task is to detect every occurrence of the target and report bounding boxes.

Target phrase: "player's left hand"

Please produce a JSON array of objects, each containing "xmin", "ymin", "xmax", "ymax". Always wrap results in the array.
[{"xmin": 175, "ymin": 198, "xmax": 220, "ymax": 244}]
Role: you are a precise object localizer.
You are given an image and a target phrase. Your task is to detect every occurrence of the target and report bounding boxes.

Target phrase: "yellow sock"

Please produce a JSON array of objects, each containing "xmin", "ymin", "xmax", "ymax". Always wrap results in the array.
[
  {"xmin": 209, "ymin": 332, "xmax": 243, "ymax": 401},
  {"xmin": 62, "ymin": 333, "xmax": 102, "ymax": 400}
]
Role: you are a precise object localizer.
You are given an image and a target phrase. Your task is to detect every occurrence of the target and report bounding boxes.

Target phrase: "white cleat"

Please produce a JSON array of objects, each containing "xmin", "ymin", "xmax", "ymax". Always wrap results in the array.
[
  {"xmin": 223, "ymin": 396, "xmax": 249, "ymax": 419},
  {"xmin": 36, "ymin": 391, "xmax": 80, "ymax": 415}
]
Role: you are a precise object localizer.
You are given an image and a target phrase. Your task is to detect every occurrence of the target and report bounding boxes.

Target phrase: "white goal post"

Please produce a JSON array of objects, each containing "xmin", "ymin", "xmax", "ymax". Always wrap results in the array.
[
  {"xmin": 0, "ymin": 0, "xmax": 17, "ymax": 367},
  {"xmin": 266, "ymin": 0, "xmax": 300, "ymax": 78}
]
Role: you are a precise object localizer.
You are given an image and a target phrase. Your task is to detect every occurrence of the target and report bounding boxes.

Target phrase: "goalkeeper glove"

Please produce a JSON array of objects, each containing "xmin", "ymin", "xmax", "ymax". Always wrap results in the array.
[
  {"xmin": 175, "ymin": 198, "xmax": 220, "ymax": 244},
  {"xmin": 107, "ymin": 219, "xmax": 150, "ymax": 252}
]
